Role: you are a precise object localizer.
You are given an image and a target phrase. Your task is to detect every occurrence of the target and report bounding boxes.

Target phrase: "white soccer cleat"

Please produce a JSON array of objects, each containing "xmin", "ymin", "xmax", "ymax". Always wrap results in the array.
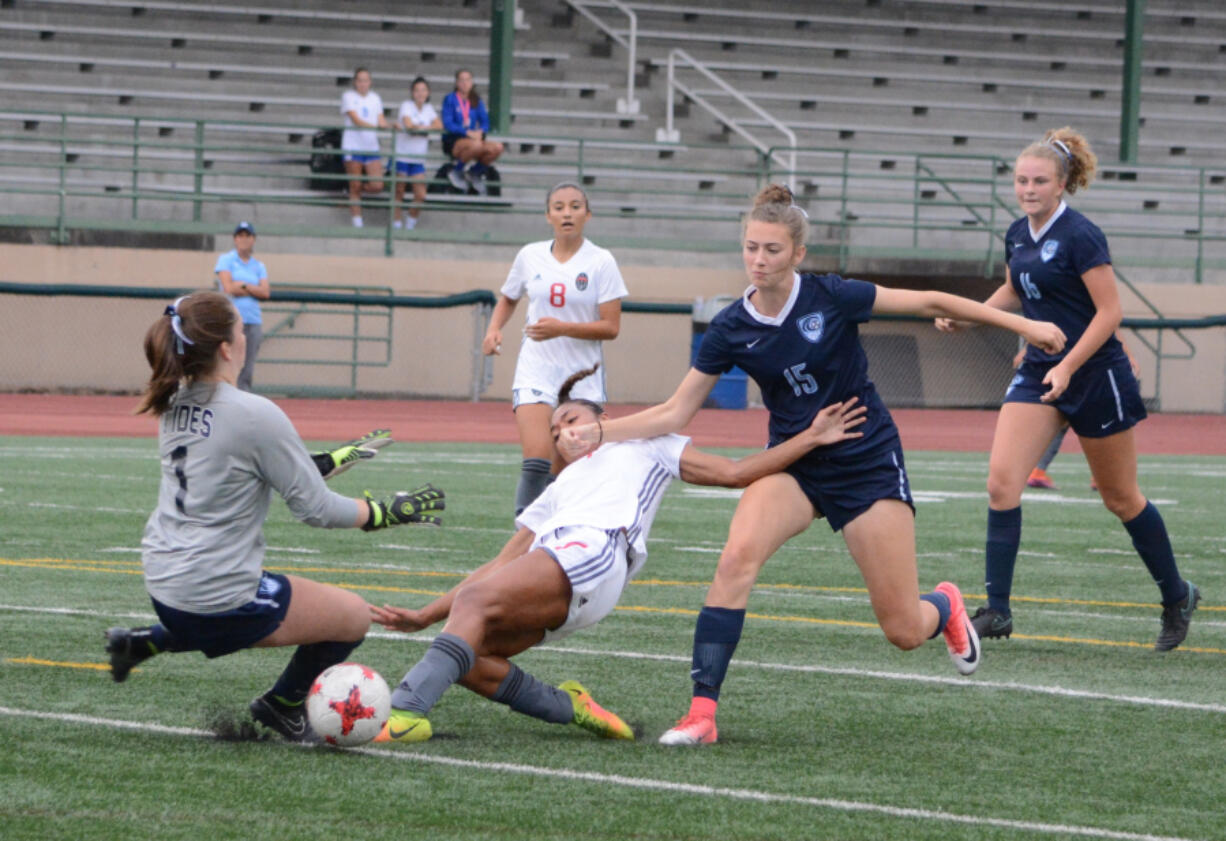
[
  {"xmin": 935, "ymin": 581, "xmax": 981, "ymax": 675},
  {"xmin": 658, "ymin": 712, "xmax": 717, "ymax": 746}
]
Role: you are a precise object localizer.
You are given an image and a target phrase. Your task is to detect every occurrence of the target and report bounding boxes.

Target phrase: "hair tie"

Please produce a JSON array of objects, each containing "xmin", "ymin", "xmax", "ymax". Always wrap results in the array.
[
  {"xmin": 165, "ymin": 296, "xmax": 196, "ymax": 355},
  {"xmin": 790, "ymin": 203, "xmax": 810, "ymax": 220}
]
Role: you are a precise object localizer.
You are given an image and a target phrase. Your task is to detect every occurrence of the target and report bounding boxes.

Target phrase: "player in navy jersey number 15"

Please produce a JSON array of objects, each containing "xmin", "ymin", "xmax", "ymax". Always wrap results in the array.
[
  {"xmin": 937, "ymin": 128, "xmax": 1199, "ymax": 650},
  {"xmin": 560, "ymin": 184, "xmax": 1067, "ymax": 746}
]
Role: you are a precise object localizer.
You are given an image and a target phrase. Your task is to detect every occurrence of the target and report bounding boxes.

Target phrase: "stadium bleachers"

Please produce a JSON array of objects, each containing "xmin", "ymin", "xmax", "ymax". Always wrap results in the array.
[{"xmin": 0, "ymin": 0, "xmax": 1221, "ymax": 274}]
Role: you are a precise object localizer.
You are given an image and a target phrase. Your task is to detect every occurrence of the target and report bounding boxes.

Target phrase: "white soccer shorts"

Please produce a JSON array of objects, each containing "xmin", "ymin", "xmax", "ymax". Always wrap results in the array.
[{"xmin": 533, "ymin": 525, "xmax": 629, "ymax": 642}]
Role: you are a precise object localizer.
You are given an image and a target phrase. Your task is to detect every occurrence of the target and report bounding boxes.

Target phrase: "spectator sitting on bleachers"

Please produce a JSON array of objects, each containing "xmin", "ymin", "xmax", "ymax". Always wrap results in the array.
[
  {"xmin": 441, "ymin": 68, "xmax": 504, "ymax": 196},
  {"xmin": 392, "ymin": 76, "xmax": 442, "ymax": 231},
  {"xmin": 341, "ymin": 67, "xmax": 389, "ymax": 228}
]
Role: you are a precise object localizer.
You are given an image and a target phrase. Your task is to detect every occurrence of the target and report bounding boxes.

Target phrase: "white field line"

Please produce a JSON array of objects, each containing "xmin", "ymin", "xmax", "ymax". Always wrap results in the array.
[
  {"xmin": 4, "ymin": 604, "xmax": 1220, "ymax": 716},
  {"xmin": 0, "ymin": 705, "xmax": 1209, "ymax": 841}
]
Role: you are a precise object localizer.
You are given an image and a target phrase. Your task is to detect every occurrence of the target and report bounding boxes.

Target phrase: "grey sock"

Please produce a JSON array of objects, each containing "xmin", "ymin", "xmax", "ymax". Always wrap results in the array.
[
  {"xmin": 513, "ymin": 458, "xmax": 555, "ymax": 516},
  {"xmin": 491, "ymin": 663, "xmax": 573, "ymax": 724},
  {"xmin": 390, "ymin": 632, "xmax": 475, "ymax": 715}
]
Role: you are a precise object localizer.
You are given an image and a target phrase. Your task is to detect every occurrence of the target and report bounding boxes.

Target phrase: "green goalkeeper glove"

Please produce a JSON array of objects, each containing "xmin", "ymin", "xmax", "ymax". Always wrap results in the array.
[
  {"xmin": 312, "ymin": 429, "xmax": 393, "ymax": 480},
  {"xmin": 362, "ymin": 484, "xmax": 446, "ymax": 530}
]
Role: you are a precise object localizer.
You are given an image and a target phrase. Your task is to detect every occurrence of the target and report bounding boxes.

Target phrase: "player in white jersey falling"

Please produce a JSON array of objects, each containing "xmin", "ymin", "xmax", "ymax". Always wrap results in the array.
[
  {"xmin": 369, "ymin": 366, "xmax": 867, "ymax": 743},
  {"xmin": 482, "ymin": 182, "xmax": 628, "ymax": 517},
  {"xmin": 105, "ymin": 291, "xmax": 445, "ymax": 741}
]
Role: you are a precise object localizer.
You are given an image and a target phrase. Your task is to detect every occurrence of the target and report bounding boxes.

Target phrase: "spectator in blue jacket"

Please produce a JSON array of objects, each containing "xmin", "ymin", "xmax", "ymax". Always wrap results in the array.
[
  {"xmin": 214, "ymin": 221, "xmax": 270, "ymax": 391},
  {"xmin": 441, "ymin": 68, "xmax": 504, "ymax": 195}
]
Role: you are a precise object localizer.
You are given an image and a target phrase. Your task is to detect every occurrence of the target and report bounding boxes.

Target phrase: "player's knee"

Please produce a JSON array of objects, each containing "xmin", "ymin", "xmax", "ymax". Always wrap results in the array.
[
  {"xmin": 881, "ymin": 619, "xmax": 926, "ymax": 651},
  {"xmin": 451, "ymin": 580, "xmax": 502, "ymax": 626},
  {"xmin": 714, "ymin": 544, "xmax": 767, "ymax": 585},
  {"xmin": 985, "ymin": 472, "xmax": 1021, "ymax": 508},
  {"xmin": 1100, "ymin": 488, "xmax": 1144, "ymax": 521}
]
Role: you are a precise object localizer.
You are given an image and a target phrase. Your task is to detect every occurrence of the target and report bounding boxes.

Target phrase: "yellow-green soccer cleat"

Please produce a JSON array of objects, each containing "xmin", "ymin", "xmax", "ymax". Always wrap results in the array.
[
  {"xmin": 559, "ymin": 680, "xmax": 634, "ymax": 740},
  {"xmin": 374, "ymin": 709, "xmax": 433, "ymax": 743}
]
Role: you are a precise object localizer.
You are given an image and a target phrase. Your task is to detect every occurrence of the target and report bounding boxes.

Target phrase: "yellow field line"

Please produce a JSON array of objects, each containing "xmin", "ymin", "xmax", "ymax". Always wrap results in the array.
[
  {"xmin": 5, "ymin": 556, "xmax": 1222, "ymax": 624},
  {"xmin": 5, "ymin": 656, "xmax": 112, "ymax": 672}
]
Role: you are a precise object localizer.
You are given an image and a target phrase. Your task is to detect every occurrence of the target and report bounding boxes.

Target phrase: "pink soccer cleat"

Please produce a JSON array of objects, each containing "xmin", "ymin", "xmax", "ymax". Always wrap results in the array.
[
  {"xmin": 658, "ymin": 712, "xmax": 718, "ymax": 746},
  {"xmin": 934, "ymin": 581, "xmax": 981, "ymax": 675}
]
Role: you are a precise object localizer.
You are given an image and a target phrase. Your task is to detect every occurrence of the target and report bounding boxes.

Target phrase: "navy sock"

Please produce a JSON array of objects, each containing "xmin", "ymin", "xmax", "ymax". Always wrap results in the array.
[
  {"xmin": 985, "ymin": 506, "xmax": 1022, "ymax": 615},
  {"xmin": 492, "ymin": 663, "xmax": 573, "ymax": 724},
  {"xmin": 690, "ymin": 606, "xmax": 745, "ymax": 702},
  {"xmin": 1123, "ymin": 501, "xmax": 1187, "ymax": 606},
  {"xmin": 469, "ymin": 162, "xmax": 488, "ymax": 176},
  {"xmin": 514, "ymin": 457, "xmax": 554, "ymax": 516},
  {"xmin": 391, "ymin": 632, "xmax": 476, "ymax": 715},
  {"xmin": 920, "ymin": 591, "xmax": 952, "ymax": 638},
  {"xmin": 270, "ymin": 638, "xmax": 362, "ymax": 705},
  {"xmin": 147, "ymin": 624, "xmax": 180, "ymax": 653}
]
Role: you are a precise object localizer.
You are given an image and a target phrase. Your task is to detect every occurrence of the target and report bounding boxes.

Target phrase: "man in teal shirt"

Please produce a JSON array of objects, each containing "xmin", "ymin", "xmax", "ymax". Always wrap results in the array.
[{"xmin": 214, "ymin": 221, "xmax": 270, "ymax": 391}]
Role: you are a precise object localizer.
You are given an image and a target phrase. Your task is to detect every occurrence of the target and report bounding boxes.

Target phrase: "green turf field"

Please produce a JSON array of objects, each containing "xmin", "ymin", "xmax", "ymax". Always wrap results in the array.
[{"xmin": 1, "ymin": 436, "xmax": 1223, "ymax": 841}]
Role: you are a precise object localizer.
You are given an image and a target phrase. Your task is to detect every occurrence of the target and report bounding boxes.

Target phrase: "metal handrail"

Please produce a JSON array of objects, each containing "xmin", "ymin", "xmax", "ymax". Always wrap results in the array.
[
  {"xmin": 658, "ymin": 48, "xmax": 796, "ymax": 188},
  {"xmin": 562, "ymin": 0, "xmax": 640, "ymax": 115}
]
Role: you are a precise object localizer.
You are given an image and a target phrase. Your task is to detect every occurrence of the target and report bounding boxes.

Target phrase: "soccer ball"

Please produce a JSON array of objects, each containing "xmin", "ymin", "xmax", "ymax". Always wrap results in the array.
[{"xmin": 306, "ymin": 662, "xmax": 391, "ymax": 747}]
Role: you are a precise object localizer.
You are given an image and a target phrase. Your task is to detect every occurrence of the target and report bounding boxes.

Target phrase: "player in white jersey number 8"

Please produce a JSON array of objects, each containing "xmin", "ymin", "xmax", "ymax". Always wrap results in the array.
[{"xmin": 482, "ymin": 182, "xmax": 628, "ymax": 518}]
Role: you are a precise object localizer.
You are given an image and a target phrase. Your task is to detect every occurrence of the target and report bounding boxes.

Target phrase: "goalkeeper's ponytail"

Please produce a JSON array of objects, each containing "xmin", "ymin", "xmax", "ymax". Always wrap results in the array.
[{"xmin": 136, "ymin": 292, "xmax": 238, "ymax": 416}]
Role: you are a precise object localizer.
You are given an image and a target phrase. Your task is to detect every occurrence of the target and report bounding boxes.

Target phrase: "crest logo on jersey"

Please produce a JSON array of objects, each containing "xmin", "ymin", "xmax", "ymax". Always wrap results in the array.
[
  {"xmin": 1040, "ymin": 240, "xmax": 1060, "ymax": 262},
  {"xmin": 797, "ymin": 312, "xmax": 824, "ymax": 344},
  {"xmin": 574, "ymin": 272, "xmax": 589, "ymax": 291}
]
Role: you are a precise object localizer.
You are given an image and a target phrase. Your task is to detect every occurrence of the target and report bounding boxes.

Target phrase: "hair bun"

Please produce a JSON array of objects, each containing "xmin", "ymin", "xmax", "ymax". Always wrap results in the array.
[{"xmin": 754, "ymin": 183, "xmax": 794, "ymax": 208}]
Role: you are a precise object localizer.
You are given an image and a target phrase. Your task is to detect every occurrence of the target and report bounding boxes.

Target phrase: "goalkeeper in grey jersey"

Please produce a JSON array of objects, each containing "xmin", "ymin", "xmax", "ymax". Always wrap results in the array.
[{"xmin": 105, "ymin": 291, "xmax": 445, "ymax": 741}]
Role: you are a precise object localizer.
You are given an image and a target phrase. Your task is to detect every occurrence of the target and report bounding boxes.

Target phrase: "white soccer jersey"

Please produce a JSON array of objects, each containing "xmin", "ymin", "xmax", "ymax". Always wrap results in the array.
[
  {"xmin": 500, "ymin": 238, "xmax": 628, "ymax": 399},
  {"xmin": 395, "ymin": 100, "xmax": 437, "ymax": 161},
  {"xmin": 515, "ymin": 434, "xmax": 689, "ymax": 577},
  {"xmin": 341, "ymin": 89, "xmax": 384, "ymax": 152},
  {"xmin": 141, "ymin": 382, "xmax": 356, "ymax": 614}
]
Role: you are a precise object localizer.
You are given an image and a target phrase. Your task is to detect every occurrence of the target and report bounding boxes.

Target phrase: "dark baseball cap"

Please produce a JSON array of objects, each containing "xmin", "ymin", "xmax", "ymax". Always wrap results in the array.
[{"xmin": 234, "ymin": 221, "xmax": 256, "ymax": 235}]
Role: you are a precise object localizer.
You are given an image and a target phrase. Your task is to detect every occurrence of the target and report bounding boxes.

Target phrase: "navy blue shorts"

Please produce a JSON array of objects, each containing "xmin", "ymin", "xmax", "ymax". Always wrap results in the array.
[
  {"xmin": 1004, "ymin": 355, "xmax": 1146, "ymax": 438},
  {"xmin": 785, "ymin": 440, "xmax": 915, "ymax": 532},
  {"xmin": 391, "ymin": 160, "xmax": 426, "ymax": 176},
  {"xmin": 151, "ymin": 572, "xmax": 292, "ymax": 658}
]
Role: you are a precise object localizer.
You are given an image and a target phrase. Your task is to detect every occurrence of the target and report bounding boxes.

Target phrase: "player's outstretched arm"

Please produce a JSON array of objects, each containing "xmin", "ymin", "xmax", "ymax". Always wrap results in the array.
[
  {"xmin": 370, "ymin": 526, "xmax": 536, "ymax": 633},
  {"xmin": 361, "ymin": 484, "xmax": 446, "ymax": 529},
  {"xmin": 679, "ymin": 398, "xmax": 867, "ymax": 488},
  {"xmin": 877, "ymin": 286, "xmax": 1065, "ymax": 354},
  {"xmin": 312, "ymin": 429, "xmax": 393, "ymax": 480}
]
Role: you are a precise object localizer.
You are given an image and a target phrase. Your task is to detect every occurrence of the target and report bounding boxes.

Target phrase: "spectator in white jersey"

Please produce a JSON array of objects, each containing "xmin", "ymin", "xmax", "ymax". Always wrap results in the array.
[
  {"xmin": 482, "ymin": 182, "xmax": 627, "ymax": 517},
  {"xmin": 213, "ymin": 221, "xmax": 268, "ymax": 392},
  {"xmin": 370, "ymin": 366, "xmax": 868, "ymax": 743},
  {"xmin": 391, "ymin": 76, "xmax": 442, "ymax": 231},
  {"xmin": 341, "ymin": 67, "xmax": 389, "ymax": 228},
  {"xmin": 104, "ymin": 291, "xmax": 445, "ymax": 741}
]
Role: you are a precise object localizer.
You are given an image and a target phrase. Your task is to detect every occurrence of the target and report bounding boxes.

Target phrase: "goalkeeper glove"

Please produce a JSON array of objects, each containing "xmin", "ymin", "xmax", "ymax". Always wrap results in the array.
[
  {"xmin": 313, "ymin": 429, "xmax": 393, "ymax": 480},
  {"xmin": 362, "ymin": 484, "xmax": 446, "ymax": 530}
]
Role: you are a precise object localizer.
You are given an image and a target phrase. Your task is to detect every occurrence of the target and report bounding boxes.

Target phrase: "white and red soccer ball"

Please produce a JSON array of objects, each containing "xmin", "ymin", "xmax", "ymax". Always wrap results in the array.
[{"xmin": 306, "ymin": 662, "xmax": 391, "ymax": 746}]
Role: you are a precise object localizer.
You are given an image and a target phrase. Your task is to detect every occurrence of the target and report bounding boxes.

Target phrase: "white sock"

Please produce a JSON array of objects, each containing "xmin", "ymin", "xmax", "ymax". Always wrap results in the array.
[
  {"xmin": 351, "ymin": 216, "xmax": 364, "ymax": 228},
  {"xmin": 405, "ymin": 217, "xmax": 417, "ymax": 230}
]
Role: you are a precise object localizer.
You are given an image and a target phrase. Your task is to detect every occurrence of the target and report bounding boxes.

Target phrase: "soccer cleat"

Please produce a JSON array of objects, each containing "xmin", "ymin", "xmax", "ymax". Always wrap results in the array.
[
  {"xmin": 934, "ymin": 582, "xmax": 981, "ymax": 675},
  {"xmin": 1026, "ymin": 468, "xmax": 1056, "ymax": 489},
  {"xmin": 1155, "ymin": 582, "xmax": 1201, "ymax": 652},
  {"xmin": 104, "ymin": 626, "xmax": 157, "ymax": 683},
  {"xmin": 658, "ymin": 712, "xmax": 718, "ymax": 746},
  {"xmin": 249, "ymin": 693, "xmax": 314, "ymax": 742},
  {"xmin": 970, "ymin": 606, "xmax": 1014, "ymax": 639},
  {"xmin": 559, "ymin": 680, "xmax": 633, "ymax": 741},
  {"xmin": 374, "ymin": 709, "xmax": 433, "ymax": 743}
]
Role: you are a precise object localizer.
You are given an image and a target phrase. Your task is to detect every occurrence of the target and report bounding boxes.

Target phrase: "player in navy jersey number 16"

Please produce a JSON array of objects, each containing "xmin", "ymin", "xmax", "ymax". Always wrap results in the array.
[
  {"xmin": 937, "ymin": 128, "xmax": 1199, "ymax": 650},
  {"xmin": 560, "ymin": 184, "xmax": 1067, "ymax": 746},
  {"xmin": 482, "ymin": 183, "xmax": 627, "ymax": 518}
]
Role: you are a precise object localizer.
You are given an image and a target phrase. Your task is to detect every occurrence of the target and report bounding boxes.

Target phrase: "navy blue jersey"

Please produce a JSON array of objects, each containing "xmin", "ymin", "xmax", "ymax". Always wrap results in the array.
[
  {"xmin": 1005, "ymin": 204, "xmax": 1125, "ymax": 368},
  {"xmin": 694, "ymin": 272, "xmax": 898, "ymax": 458}
]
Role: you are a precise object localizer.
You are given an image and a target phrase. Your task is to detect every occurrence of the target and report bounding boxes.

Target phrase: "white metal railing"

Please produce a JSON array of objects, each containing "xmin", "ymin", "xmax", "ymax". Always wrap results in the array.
[
  {"xmin": 562, "ymin": 0, "xmax": 640, "ymax": 115},
  {"xmin": 657, "ymin": 48, "xmax": 795, "ymax": 187}
]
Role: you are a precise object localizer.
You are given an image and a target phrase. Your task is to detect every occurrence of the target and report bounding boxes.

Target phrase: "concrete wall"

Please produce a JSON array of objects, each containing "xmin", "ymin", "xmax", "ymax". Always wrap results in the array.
[{"xmin": 1, "ymin": 244, "xmax": 1222, "ymax": 412}]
